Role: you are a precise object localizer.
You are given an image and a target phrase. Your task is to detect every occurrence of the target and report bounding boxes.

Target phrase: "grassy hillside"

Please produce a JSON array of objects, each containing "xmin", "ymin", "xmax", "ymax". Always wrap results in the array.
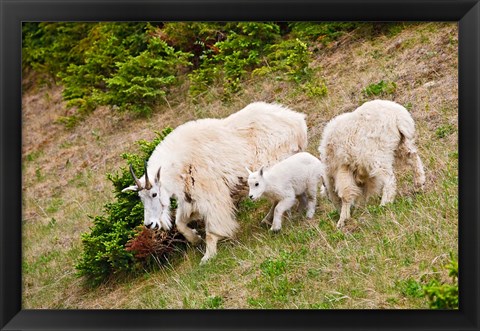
[{"xmin": 22, "ymin": 22, "xmax": 458, "ymax": 309}]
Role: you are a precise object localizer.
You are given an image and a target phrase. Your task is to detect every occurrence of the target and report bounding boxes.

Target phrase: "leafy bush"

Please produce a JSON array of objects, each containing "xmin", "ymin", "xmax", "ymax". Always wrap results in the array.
[
  {"xmin": 76, "ymin": 128, "xmax": 173, "ymax": 286},
  {"xmin": 423, "ymin": 258, "xmax": 458, "ymax": 309}
]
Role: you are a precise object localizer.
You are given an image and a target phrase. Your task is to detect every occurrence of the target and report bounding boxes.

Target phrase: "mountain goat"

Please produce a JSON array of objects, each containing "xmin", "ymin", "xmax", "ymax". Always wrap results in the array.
[
  {"xmin": 123, "ymin": 102, "xmax": 307, "ymax": 263},
  {"xmin": 246, "ymin": 152, "xmax": 325, "ymax": 232},
  {"xmin": 318, "ymin": 99, "xmax": 425, "ymax": 229}
]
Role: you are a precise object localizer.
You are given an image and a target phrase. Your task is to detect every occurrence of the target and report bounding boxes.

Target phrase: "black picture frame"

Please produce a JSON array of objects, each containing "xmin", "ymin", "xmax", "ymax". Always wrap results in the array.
[{"xmin": 1, "ymin": 0, "xmax": 479, "ymax": 330}]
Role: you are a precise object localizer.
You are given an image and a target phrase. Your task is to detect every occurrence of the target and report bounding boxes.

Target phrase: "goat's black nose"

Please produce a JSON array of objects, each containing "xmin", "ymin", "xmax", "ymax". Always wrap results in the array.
[
  {"xmin": 146, "ymin": 223, "xmax": 153, "ymax": 229},
  {"xmin": 249, "ymin": 195, "xmax": 253, "ymax": 199}
]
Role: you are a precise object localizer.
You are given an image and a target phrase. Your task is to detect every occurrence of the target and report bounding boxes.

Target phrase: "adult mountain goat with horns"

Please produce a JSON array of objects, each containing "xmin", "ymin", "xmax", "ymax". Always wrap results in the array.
[{"xmin": 123, "ymin": 102, "xmax": 308, "ymax": 264}]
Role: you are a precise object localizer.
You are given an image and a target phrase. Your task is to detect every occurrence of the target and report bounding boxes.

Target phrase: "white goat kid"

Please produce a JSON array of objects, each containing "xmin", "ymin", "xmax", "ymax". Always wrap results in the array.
[
  {"xmin": 246, "ymin": 152, "xmax": 325, "ymax": 232},
  {"xmin": 123, "ymin": 102, "xmax": 307, "ymax": 264},
  {"xmin": 318, "ymin": 99, "xmax": 426, "ymax": 229}
]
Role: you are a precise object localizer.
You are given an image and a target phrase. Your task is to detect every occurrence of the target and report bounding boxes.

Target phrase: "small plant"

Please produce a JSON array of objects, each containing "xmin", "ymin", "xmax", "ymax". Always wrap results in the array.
[
  {"xmin": 35, "ymin": 167, "xmax": 47, "ymax": 182},
  {"xmin": 386, "ymin": 23, "xmax": 407, "ymax": 37},
  {"xmin": 362, "ymin": 80, "xmax": 397, "ymax": 97},
  {"xmin": 303, "ymin": 81, "xmax": 328, "ymax": 98},
  {"xmin": 435, "ymin": 124, "xmax": 456, "ymax": 139},
  {"xmin": 202, "ymin": 295, "xmax": 224, "ymax": 309},
  {"xmin": 422, "ymin": 258, "xmax": 458, "ymax": 309},
  {"xmin": 54, "ymin": 115, "xmax": 81, "ymax": 129},
  {"xmin": 397, "ymin": 278, "xmax": 424, "ymax": 298}
]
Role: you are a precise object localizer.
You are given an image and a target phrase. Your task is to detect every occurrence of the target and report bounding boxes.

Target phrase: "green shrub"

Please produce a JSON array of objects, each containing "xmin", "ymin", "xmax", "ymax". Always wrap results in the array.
[
  {"xmin": 188, "ymin": 22, "xmax": 281, "ymax": 96},
  {"xmin": 58, "ymin": 23, "xmax": 150, "ymax": 114},
  {"xmin": 22, "ymin": 22, "xmax": 94, "ymax": 77},
  {"xmin": 76, "ymin": 128, "xmax": 172, "ymax": 286},
  {"xmin": 423, "ymin": 258, "xmax": 458, "ymax": 309},
  {"xmin": 24, "ymin": 23, "xmax": 190, "ymax": 118},
  {"xmin": 253, "ymin": 38, "xmax": 312, "ymax": 83},
  {"xmin": 100, "ymin": 37, "xmax": 191, "ymax": 115},
  {"xmin": 61, "ymin": 23, "xmax": 190, "ymax": 116},
  {"xmin": 24, "ymin": 22, "xmax": 348, "ymax": 116},
  {"xmin": 289, "ymin": 22, "xmax": 360, "ymax": 44},
  {"xmin": 158, "ymin": 22, "xmax": 225, "ymax": 68}
]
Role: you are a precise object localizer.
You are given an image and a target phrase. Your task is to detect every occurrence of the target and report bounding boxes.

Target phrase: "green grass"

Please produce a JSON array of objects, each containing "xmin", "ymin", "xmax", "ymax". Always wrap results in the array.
[{"xmin": 110, "ymin": 161, "xmax": 456, "ymax": 309}]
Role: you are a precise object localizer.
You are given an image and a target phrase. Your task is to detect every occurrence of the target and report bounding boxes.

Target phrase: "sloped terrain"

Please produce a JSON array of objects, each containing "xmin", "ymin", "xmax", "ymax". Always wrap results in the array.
[{"xmin": 22, "ymin": 22, "xmax": 457, "ymax": 309}]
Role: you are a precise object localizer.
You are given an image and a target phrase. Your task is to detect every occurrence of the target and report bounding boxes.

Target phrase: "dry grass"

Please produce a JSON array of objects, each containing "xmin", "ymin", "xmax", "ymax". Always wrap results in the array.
[{"xmin": 22, "ymin": 22, "xmax": 457, "ymax": 309}]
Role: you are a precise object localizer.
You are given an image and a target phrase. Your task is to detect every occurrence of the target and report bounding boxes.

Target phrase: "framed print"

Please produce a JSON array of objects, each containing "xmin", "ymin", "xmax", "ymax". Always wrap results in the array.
[{"xmin": 1, "ymin": 0, "xmax": 479, "ymax": 330}]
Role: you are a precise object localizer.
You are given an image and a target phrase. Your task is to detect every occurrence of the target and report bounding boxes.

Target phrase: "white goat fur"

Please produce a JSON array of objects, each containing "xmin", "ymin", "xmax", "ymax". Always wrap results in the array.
[
  {"xmin": 247, "ymin": 152, "xmax": 325, "ymax": 232},
  {"xmin": 318, "ymin": 99, "xmax": 426, "ymax": 228},
  {"xmin": 128, "ymin": 102, "xmax": 307, "ymax": 263}
]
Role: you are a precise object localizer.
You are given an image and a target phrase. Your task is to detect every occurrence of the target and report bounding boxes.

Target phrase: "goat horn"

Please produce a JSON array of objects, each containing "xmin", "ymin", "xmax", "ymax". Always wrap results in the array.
[
  {"xmin": 144, "ymin": 161, "xmax": 152, "ymax": 190},
  {"xmin": 129, "ymin": 164, "xmax": 143, "ymax": 190}
]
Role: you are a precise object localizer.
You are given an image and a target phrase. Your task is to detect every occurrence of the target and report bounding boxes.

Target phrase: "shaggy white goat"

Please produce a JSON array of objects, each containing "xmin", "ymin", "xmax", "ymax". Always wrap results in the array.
[
  {"xmin": 246, "ymin": 152, "xmax": 325, "ymax": 232},
  {"xmin": 318, "ymin": 99, "xmax": 426, "ymax": 229},
  {"xmin": 123, "ymin": 102, "xmax": 307, "ymax": 263}
]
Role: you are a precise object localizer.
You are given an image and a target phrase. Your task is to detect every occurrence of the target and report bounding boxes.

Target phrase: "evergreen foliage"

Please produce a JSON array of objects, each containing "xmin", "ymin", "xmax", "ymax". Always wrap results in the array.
[
  {"xmin": 422, "ymin": 258, "xmax": 459, "ymax": 309},
  {"xmin": 23, "ymin": 22, "xmax": 354, "ymax": 119},
  {"xmin": 76, "ymin": 128, "xmax": 172, "ymax": 286}
]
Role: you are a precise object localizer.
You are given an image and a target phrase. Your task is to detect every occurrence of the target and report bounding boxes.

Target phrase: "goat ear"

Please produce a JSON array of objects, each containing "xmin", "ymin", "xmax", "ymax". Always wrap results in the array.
[
  {"xmin": 245, "ymin": 167, "xmax": 253, "ymax": 175},
  {"xmin": 259, "ymin": 166, "xmax": 265, "ymax": 176},
  {"xmin": 122, "ymin": 185, "xmax": 138, "ymax": 192},
  {"xmin": 155, "ymin": 167, "xmax": 161, "ymax": 184}
]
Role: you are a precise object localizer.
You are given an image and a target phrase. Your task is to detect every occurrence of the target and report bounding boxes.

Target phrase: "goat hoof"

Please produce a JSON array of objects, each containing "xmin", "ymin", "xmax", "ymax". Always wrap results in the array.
[
  {"xmin": 269, "ymin": 226, "xmax": 281, "ymax": 233},
  {"xmin": 200, "ymin": 255, "xmax": 213, "ymax": 265}
]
